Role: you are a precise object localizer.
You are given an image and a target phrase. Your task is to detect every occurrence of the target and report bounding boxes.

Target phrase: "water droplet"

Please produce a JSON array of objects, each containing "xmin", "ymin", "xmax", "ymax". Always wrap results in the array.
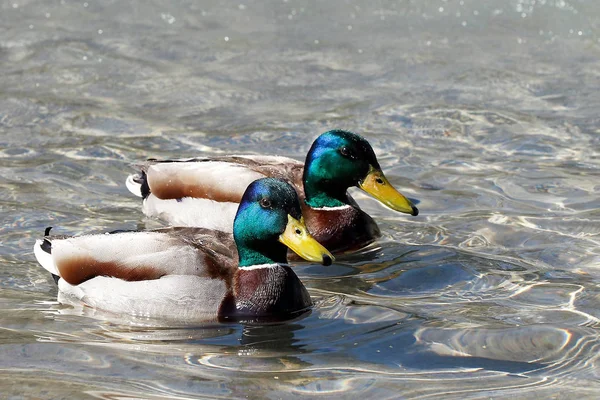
[
  {"xmin": 98, "ymin": 29, "xmax": 103, "ymax": 35},
  {"xmin": 82, "ymin": 56, "xmax": 88, "ymax": 60},
  {"xmin": 314, "ymin": 39, "xmax": 319, "ymax": 44},
  {"xmin": 347, "ymin": 25, "xmax": 352, "ymax": 30},
  {"xmin": 439, "ymin": 7, "xmax": 444, "ymax": 12},
  {"xmin": 83, "ymin": 2, "xmax": 88, "ymax": 7},
  {"xmin": 12, "ymin": 3, "xmax": 18, "ymax": 9},
  {"xmin": 288, "ymin": 14, "xmax": 292, "ymax": 20},
  {"xmin": 161, "ymin": 13, "xmax": 176, "ymax": 24},
  {"xmin": 29, "ymin": 24, "xmax": 33, "ymax": 29},
  {"xmin": 578, "ymin": 31, "xmax": 583, "ymax": 36},
  {"xmin": 224, "ymin": 36, "xmax": 229, "ymax": 42},
  {"xmin": 426, "ymin": 40, "xmax": 432, "ymax": 46},
  {"xmin": 462, "ymin": 21, "xmax": 467, "ymax": 26},
  {"xmin": 238, "ymin": 4, "xmax": 246, "ymax": 10},
  {"xmin": 358, "ymin": 49, "xmax": 363, "ymax": 54},
  {"xmin": 45, "ymin": 12, "xmax": 51, "ymax": 18},
  {"xmin": 473, "ymin": 10, "xmax": 479, "ymax": 15}
]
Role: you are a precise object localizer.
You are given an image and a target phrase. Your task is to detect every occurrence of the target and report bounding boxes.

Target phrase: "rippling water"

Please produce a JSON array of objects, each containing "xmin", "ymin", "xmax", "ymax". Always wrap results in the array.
[{"xmin": 2, "ymin": 0, "xmax": 600, "ymax": 398}]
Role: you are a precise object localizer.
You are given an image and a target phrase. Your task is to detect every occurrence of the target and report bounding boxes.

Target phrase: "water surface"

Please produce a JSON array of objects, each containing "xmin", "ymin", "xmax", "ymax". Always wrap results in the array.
[{"xmin": 2, "ymin": 0, "xmax": 600, "ymax": 398}]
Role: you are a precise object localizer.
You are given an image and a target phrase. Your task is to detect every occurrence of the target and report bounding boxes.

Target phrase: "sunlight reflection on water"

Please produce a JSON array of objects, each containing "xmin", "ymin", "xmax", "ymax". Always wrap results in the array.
[{"xmin": 2, "ymin": 0, "xmax": 600, "ymax": 398}]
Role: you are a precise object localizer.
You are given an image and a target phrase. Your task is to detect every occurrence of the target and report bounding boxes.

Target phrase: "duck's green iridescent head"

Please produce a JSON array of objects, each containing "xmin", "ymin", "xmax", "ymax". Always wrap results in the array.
[
  {"xmin": 233, "ymin": 178, "xmax": 334, "ymax": 268},
  {"xmin": 303, "ymin": 130, "xmax": 418, "ymax": 216}
]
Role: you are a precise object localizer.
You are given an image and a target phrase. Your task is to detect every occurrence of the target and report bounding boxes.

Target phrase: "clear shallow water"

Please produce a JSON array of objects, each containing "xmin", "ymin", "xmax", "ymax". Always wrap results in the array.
[{"xmin": 2, "ymin": 0, "xmax": 600, "ymax": 398}]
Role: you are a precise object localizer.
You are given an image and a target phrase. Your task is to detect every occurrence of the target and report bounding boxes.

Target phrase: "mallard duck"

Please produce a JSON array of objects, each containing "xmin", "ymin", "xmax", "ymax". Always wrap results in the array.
[
  {"xmin": 126, "ymin": 130, "xmax": 419, "ymax": 253},
  {"xmin": 33, "ymin": 178, "xmax": 334, "ymax": 321}
]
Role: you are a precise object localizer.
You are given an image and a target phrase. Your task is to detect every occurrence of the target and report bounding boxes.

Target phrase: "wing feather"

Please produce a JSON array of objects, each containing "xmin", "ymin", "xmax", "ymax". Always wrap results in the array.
[
  {"xmin": 146, "ymin": 162, "xmax": 264, "ymax": 201},
  {"xmin": 43, "ymin": 229, "xmax": 236, "ymax": 285},
  {"xmin": 138, "ymin": 156, "xmax": 305, "ymax": 202}
]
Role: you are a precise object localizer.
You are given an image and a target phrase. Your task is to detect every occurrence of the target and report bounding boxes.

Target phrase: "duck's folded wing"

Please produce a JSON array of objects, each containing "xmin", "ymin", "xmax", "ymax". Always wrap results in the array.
[
  {"xmin": 129, "ymin": 156, "xmax": 304, "ymax": 202},
  {"xmin": 34, "ymin": 228, "xmax": 237, "ymax": 286}
]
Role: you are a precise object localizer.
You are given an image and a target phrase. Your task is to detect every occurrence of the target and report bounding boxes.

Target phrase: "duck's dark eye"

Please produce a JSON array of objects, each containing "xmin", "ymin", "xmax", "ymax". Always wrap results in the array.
[
  {"xmin": 339, "ymin": 146, "xmax": 351, "ymax": 157},
  {"xmin": 259, "ymin": 197, "xmax": 272, "ymax": 209}
]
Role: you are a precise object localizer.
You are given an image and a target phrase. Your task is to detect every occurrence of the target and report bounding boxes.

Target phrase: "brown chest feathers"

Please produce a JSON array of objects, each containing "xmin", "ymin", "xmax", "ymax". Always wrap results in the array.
[
  {"xmin": 302, "ymin": 205, "xmax": 381, "ymax": 253},
  {"xmin": 218, "ymin": 265, "xmax": 312, "ymax": 321}
]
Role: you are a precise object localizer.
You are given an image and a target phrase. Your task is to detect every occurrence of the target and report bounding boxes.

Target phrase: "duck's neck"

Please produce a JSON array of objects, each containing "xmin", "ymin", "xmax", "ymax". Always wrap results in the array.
[
  {"xmin": 237, "ymin": 241, "xmax": 289, "ymax": 268},
  {"xmin": 303, "ymin": 177, "xmax": 351, "ymax": 208}
]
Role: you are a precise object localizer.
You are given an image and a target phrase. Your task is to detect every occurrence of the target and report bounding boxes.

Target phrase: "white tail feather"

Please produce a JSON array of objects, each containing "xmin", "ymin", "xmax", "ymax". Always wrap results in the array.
[
  {"xmin": 33, "ymin": 239, "xmax": 60, "ymax": 276},
  {"xmin": 126, "ymin": 174, "xmax": 143, "ymax": 197}
]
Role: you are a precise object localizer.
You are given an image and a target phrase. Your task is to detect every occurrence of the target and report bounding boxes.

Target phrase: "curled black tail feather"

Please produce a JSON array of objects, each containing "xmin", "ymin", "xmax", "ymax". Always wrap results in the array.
[
  {"xmin": 41, "ymin": 227, "xmax": 59, "ymax": 285},
  {"xmin": 138, "ymin": 171, "xmax": 151, "ymax": 199},
  {"xmin": 41, "ymin": 227, "xmax": 52, "ymax": 254}
]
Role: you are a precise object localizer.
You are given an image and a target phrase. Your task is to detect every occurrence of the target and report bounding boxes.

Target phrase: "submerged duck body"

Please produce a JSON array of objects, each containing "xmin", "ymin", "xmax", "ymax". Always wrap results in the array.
[
  {"xmin": 34, "ymin": 178, "xmax": 333, "ymax": 321},
  {"xmin": 127, "ymin": 130, "xmax": 418, "ymax": 253}
]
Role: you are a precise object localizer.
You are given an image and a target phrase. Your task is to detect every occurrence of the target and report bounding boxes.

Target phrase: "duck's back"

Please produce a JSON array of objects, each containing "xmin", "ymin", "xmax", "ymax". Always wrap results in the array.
[
  {"xmin": 36, "ymin": 227, "xmax": 237, "ymax": 285},
  {"xmin": 137, "ymin": 156, "xmax": 303, "ymax": 200},
  {"xmin": 127, "ymin": 156, "xmax": 305, "ymax": 230}
]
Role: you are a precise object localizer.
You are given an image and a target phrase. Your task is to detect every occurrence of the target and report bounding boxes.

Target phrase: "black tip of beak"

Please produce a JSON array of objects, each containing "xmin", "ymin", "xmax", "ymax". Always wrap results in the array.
[
  {"xmin": 322, "ymin": 254, "xmax": 333, "ymax": 266},
  {"xmin": 411, "ymin": 205, "xmax": 419, "ymax": 216}
]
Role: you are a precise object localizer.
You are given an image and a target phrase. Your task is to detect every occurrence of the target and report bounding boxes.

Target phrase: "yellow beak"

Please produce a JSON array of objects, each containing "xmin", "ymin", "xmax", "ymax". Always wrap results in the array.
[
  {"xmin": 358, "ymin": 167, "xmax": 419, "ymax": 216},
  {"xmin": 279, "ymin": 215, "xmax": 334, "ymax": 266}
]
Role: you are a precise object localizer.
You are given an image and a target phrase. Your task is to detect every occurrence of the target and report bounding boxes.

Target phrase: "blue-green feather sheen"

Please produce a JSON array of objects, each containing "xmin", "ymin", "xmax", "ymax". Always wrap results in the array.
[
  {"xmin": 233, "ymin": 178, "xmax": 302, "ymax": 267},
  {"xmin": 303, "ymin": 130, "xmax": 379, "ymax": 208}
]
